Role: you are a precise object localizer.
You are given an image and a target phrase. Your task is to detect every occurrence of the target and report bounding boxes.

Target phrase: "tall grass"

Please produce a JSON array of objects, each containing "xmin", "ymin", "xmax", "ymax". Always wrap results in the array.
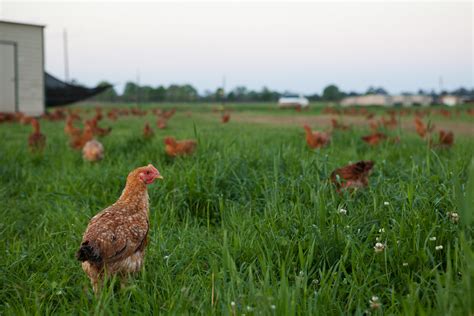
[{"xmin": 0, "ymin": 104, "xmax": 472, "ymax": 315}]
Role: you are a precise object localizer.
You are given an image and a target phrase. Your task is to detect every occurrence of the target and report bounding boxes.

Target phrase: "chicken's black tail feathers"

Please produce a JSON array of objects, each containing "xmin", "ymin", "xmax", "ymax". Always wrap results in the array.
[{"xmin": 76, "ymin": 241, "xmax": 102, "ymax": 263}]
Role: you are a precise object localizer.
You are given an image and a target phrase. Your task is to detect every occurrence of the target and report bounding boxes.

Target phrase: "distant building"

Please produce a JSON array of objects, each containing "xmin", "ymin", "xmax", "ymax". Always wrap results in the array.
[
  {"xmin": 439, "ymin": 95, "xmax": 462, "ymax": 107},
  {"xmin": 0, "ymin": 20, "xmax": 45, "ymax": 115},
  {"xmin": 340, "ymin": 94, "xmax": 433, "ymax": 107}
]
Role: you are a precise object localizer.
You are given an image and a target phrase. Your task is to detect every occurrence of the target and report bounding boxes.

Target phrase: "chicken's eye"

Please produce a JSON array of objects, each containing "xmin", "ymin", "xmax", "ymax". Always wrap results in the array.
[{"xmin": 146, "ymin": 171, "xmax": 150, "ymax": 175}]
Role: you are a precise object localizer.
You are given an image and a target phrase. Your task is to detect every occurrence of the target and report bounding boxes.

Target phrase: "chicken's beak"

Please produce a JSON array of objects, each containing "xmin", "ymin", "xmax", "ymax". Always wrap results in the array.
[{"xmin": 155, "ymin": 173, "xmax": 163, "ymax": 180}]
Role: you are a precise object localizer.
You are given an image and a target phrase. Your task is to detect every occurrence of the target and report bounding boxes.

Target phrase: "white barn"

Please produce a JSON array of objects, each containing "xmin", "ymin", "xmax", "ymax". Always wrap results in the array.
[{"xmin": 0, "ymin": 20, "xmax": 45, "ymax": 115}]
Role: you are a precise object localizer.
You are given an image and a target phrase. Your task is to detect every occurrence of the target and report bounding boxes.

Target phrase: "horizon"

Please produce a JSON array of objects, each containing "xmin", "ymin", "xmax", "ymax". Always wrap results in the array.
[{"xmin": 1, "ymin": 1, "xmax": 472, "ymax": 95}]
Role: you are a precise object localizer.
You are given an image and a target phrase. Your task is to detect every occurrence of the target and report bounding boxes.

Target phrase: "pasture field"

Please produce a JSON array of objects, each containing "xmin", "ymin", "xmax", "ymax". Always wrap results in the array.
[{"xmin": 1, "ymin": 103, "xmax": 473, "ymax": 315}]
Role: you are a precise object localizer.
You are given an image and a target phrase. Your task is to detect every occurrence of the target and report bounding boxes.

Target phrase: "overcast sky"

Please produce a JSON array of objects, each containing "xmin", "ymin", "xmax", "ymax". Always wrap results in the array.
[{"xmin": 1, "ymin": 1, "xmax": 472, "ymax": 94}]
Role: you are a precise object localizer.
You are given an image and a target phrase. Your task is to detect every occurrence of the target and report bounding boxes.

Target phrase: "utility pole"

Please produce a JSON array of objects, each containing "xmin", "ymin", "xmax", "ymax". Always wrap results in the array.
[
  {"xmin": 136, "ymin": 69, "xmax": 140, "ymax": 107},
  {"xmin": 222, "ymin": 75, "xmax": 226, "ymax": 106},
  {"xmin": 438, "ymin": 76, "xmax": 444, "ymax": 94},
  {"xmin": 63, "ymin": 29, "xmax": 69, "ymax": 82}
]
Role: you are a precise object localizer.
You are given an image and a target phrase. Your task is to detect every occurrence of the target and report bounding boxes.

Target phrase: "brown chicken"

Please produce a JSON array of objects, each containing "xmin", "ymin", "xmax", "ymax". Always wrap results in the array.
[
  {"xmin": 143, "ymin": 122, "xmax": 154, "ymax": 139},
  {"xmin": 164, "ymin": 137, "xmax": 197, "ymax": 157},
  {"xmin": 76, "ymin": 164, "xmax": 163, "ymax": 293},
  {"xmin": 437, "ymin": 130, "xmax": 454, "ymax": 148},
  {"xmin": 331, "ymin": 118, "xmax": 349, "ymax": 130},
  {"xmin": 87, "ymin": 118, "xmax": 112, "ymax": 137},
  {"xmin": 28, "ymin": 119, "xmax": 46, "ymax": 152},
  {"xmin": 414, "ymin": 117, "xmax": 434, "ymax": 138},
  {"xmin": 157, "ymin": 117, "xmax": 167, "ymax": 129},
  {"xmin": 64, "ymin": 115, "xmax": 82, "ymax": 137},
  {"xmin": 70, "ymin": 123, "xmax": 94, "ymax": 150},
  {"xmin": 162, "ymin": 108, "xmax": 176, "ymax": 120},
  {"xmin": 330, "ymin": 160, "xmax": 374, "ymax": 191},
  {"xmin": 82, "ymin": 139, "xmax": 104, "ymax": 162},
  {"xmin": 303, "ymin": 125, "xmax": 330, "ymax": 149},
  {"xmin": 221, "ymin": 112, "xmax": 231, "ymax": 123},
  {"xmin": 361, "ymin": 132, "xmax": 387, "ymax": 146}
]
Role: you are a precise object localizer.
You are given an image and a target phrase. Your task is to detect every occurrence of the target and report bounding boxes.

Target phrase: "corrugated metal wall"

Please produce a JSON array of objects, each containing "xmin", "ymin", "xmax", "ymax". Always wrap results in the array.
[{"xmin": 0, "ymin": 22, "xmax": 44, "ymax": 115}]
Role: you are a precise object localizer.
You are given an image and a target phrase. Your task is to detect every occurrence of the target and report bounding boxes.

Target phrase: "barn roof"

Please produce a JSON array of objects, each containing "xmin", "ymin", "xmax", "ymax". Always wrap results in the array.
[{"xmin": 0, "ymin": 19, "xmax": 45, "ymax": 28}]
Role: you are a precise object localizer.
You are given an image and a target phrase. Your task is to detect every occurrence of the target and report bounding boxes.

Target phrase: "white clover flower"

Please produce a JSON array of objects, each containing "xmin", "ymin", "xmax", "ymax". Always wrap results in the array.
[
  {"xmin": 246, "ymin": 306, "xmax": 253, "ymax": 312},
  {"xmin": 231, "ymin": 301, "xmax": 236, "ymax": 307},
  {"xmin": 271, "ymin": 304, "xmax": 276, "ymax": 310},
  {"xmin": 369, "ymin": 296, "xmax": 381, "ymax": 310},
  {"xmin": 435, "ymin": 245, "xmax": 443, "ymax": 251},
  {"xmin": 163, "ymin": 255, "xmax": 170, "ymax": 260},
  {"xmin": 429, "ymin": 237, "xmax": 436, "ymax": 241},
  {"xmin": 374, "ymin": 242, "xmax": 385, "ymax": 253},
  {"xmin": 383, "ymin": 201, "xmax": 390, "ymax": 206},
  {"xmin": 403, "ymin": 262, "xmax": 409, "ymax": 267},
  {"xmin": 339, "ymin": 208, "xmax": 348, "ymax": 215},
  {"xmin": 447, "ymin": 212, "xmax": 459, "ymax": 224},
  {"xmin": 378, "ymin": 228, "xmax": 385, "ymax": 233}
]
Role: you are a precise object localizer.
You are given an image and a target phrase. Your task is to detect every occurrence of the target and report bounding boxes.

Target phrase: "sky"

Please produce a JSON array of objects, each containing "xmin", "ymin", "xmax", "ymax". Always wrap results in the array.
[{"xmin": 1, "ymin": 1, "xmax": 473, "ymax": 95}]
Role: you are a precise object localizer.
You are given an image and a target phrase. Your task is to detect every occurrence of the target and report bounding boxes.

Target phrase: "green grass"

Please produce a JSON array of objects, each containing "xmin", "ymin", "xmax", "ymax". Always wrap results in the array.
[{"xmin": 1, "ymin": 103, "xmax": 473, "ymax": 315}]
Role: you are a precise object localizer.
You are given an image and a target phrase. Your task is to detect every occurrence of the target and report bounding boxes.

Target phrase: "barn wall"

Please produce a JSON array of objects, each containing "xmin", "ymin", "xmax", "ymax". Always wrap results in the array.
[{"xmin": 0, "ymin": 22, "xmax": 44, "ymax": 115}]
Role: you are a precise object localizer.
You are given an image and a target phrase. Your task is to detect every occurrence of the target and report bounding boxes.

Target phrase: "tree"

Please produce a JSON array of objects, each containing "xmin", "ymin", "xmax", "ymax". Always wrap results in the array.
[
  {"xmin": 366, "ymin": 86, "xmax": 388, "ymax": 95},
  {"xmin": 122, "ymin": 82, "xmax": 139, "ymax": 102},
  {"xmin": 93, "ymin": 81, "xmax": 118, "ymax": 102},
  {"xmin": 322, "ymin": 84, "xmax": 342, "ymax": 101}
]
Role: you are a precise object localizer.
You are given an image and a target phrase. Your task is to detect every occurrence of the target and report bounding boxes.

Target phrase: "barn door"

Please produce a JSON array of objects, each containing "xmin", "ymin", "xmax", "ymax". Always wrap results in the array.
[{"xmin": 0, "ymin": 42, "xmax": 16, "ymax": 112}]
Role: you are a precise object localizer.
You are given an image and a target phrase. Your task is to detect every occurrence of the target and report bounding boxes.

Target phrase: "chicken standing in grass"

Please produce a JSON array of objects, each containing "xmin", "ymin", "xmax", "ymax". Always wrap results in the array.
[
  {"xmin": 82, "ymin": 139, "xmax": 104, "ymax": 162},
  {"xmin": 164, "ymin": 137, "xmax": 197, "ymax": 157},
  {"xmin": 221, "ymin": 112, "xmax": 231, "ymax": 123},
  {"xmin": 28, "ymin": 118, "xmax": 46, "ymax": 152},
  {"xmin": 436, "ymin": 130, "xmax": 454, "ymax": 148},
  {"xmin": 361, "ymin": 132, "xmax": 387, "ymax": 146},
  {"xmin": 330, "ymin": 160, "xmax": 374, "ymax": 191},
  {"xmin": 143, "ymin": 122, "xmax": 154, "ymax": 139},
  {"xmin": 303, "ymin": 125, "xmax": 330, "ymax": 149},
  {"xmin": 76, "ymin": 164, "xmax": 163, "ymax": 293}
]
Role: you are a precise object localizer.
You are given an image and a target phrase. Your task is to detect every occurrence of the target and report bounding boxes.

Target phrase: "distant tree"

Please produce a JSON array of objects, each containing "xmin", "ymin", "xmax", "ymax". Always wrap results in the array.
[
  {"xmin": 166, "ymin": 84, "xmax": 198, "ymax": 102},
  {"xmin": 93, "ymin": 81, "xmax": 118, "ymax": 102},
  {"xmin": 307, "ymin": 93, "xmax": 321, "ymax": 101},
  {"xmin": 366, "ymin": 86, "xmax": 388, "ymax": 95},
  {"xmin": 322, "ymin": 84, "xmax": 342, "ymax": 101},
  {"xmin": 150, "ymin": 86, "xmax": 166, "ymax": 102},
  {"xmin": 451, "ymin": 87, "xmax": 470, "ymax": 96},
  {"xmin": 122, "ymin": 82, "xmax": 139, "ymax": 102}
]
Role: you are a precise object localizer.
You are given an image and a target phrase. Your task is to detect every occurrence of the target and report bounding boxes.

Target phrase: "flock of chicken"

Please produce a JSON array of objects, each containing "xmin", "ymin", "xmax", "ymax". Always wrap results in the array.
[
  {"xmin": 3, "ymin": 105, "xmax": 465, "ymax": 293},
  {"xmin": 18, "ymin": 105, "xmax": 458, "ymax": 187},
  {"xmin": 304, "ymin": 110, "xmax": 455, "ymax": 150}
]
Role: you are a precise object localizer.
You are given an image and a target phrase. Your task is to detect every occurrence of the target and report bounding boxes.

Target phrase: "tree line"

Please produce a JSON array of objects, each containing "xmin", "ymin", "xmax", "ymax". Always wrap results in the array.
[{"xmin": 92, "ymin": 81, "xmax": 474, "ymax": 103}]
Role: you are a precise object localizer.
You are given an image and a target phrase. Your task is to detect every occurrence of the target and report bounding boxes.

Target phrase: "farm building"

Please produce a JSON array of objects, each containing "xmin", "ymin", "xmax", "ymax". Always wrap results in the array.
[
  {"xmin": 439, "ymin": 95, "xmax": 462, "ymax": 106},
  {"xmin": 0, "ymin": 20, "xmax": 45, "ymax": 115},
  {"xmin": 340, "ymin": 94, "xmax": 433, "ymax": 107}
]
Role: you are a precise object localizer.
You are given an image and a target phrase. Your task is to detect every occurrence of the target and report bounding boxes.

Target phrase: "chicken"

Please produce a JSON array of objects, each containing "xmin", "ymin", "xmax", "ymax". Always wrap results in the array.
[
  {"xmin": 331, "ymin": 118, "xmax": 349, "ymax": 130},
  {"xmin": 164, "ymin": 137, "xmax": 197, "ymax": 157},
  {"xmin": 64, "ymin": 115, "xmax": 82, "ymax": 137},
  {"xmin": 143, "ymin": 122, "xmax": 154, "ymax": 139},
  {"xmin": 330, "ymin": 160, "xmax": 374, "ymax": 191},
  {"xmin": 162, "ymin": 108, "xmax": 176, "ymax": 120},
  {"xmin": 414, "ymin": 117, "xmax": 434, "ymax": 138},
  {"xmin": 70, "ymin": 123, "xmax": 94, "ymax": 150},
  {"xmin": 157, "ymin": 117, "xmax": 167, "ymax": 129},
  {"xmin": 361, "ymin": 132, "xmax": 387, "ymax": 146},
  {"xmin": 437, "ymin": 130, "xmax": 454, "ymax": 148},
  {"xmin": 381, "ymin": 114, "xmax": 397, "ymax": 129},
  {"xmin": 87, "ymin": 118, "xmax": 112, "ymax": 137},
  {"xmin": 28, "ymin": 118, "xmax": 46, "ymax": 152},
  {"xmin": 221, "ymin": 112, "xmax": 231, "ymax": 123},
  {"xmin": 76, "ymin": 164, "xmax": 163, "ymax": 293},
  {"xmin": 82, "ymin": 139, "xmax": 104, "ymax": 162},
  {"xmin": 303, "ymin": 125, "xmax": 330, "ymax": 149}
]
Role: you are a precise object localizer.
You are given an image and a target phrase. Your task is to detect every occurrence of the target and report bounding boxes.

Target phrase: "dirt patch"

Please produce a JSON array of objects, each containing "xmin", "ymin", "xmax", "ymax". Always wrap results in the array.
[{"xmin": 228, "ymin": 113, "xmax": 474, "ymax": 136}]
